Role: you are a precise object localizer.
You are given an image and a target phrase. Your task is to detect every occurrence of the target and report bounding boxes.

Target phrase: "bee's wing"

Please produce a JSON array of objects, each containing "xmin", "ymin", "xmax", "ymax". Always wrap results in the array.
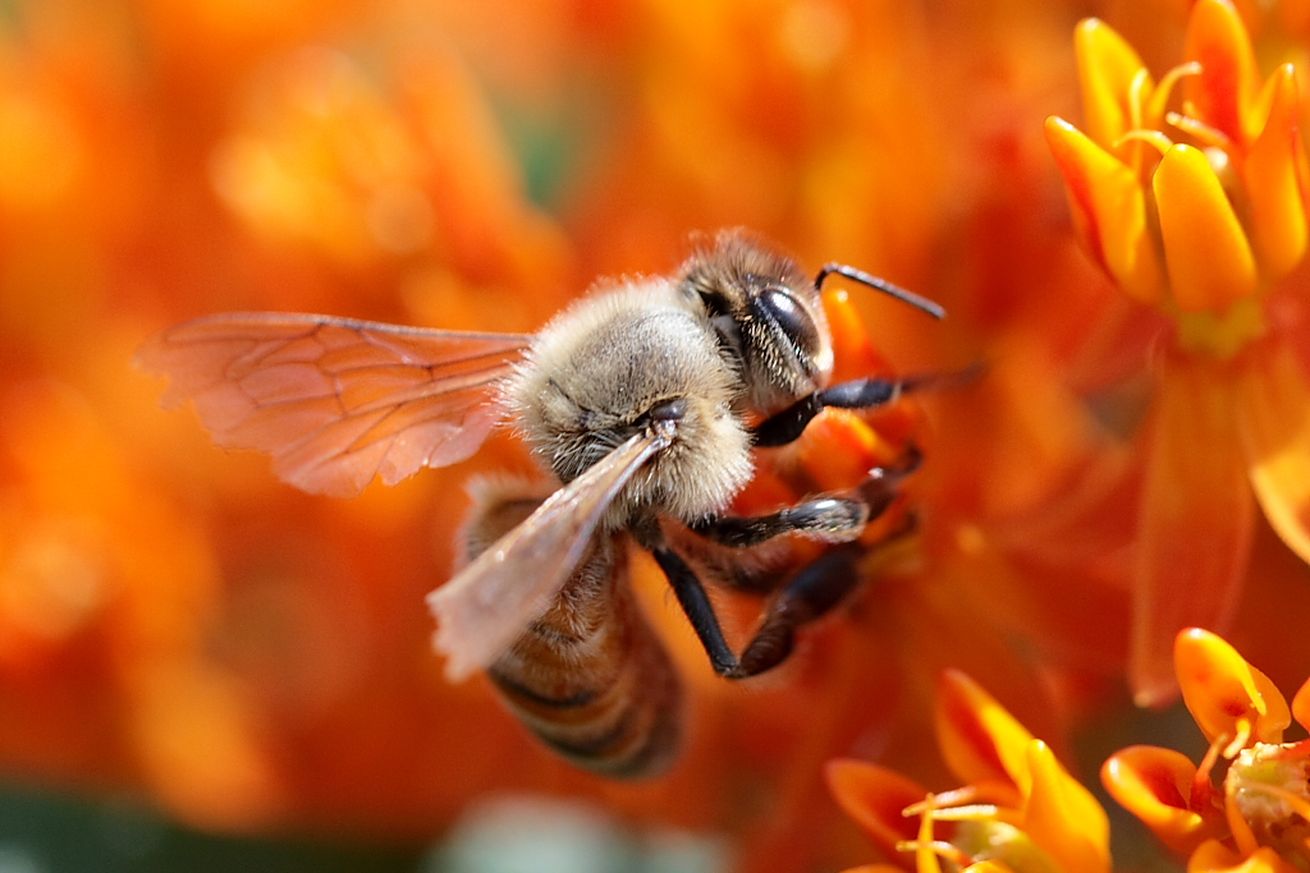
[
  {"xmin": 137, "ymin": 312, "xmax": 532, "ymax": 497},
  {"xmin": 428, "ymin": 429, "xmax": 672, "ymax": 681}
]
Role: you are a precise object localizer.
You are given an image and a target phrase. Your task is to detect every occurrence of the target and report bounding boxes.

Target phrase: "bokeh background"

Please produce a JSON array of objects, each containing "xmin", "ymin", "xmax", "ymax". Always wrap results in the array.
[{"xmin": 3, "ymin": 1, "xmax": 1310, "ymax": 871}]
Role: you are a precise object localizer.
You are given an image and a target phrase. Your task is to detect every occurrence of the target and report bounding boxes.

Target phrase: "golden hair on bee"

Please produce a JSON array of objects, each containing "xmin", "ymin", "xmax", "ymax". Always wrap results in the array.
[
  {"xmin": 504, "ymin": 274, "xmax": 754, "ymax": 528},
  {"xmin": 138, "ymin": 228, "xmax": 949, "ymax": 779}
]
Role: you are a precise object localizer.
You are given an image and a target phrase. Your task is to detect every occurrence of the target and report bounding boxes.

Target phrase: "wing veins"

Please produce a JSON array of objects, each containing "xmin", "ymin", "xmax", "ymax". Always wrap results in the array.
[
  {"xmin": 223, "ymin": 362, "xmax": 505, "ymax": 426},
  {"xmin": 142, "ymin": 311, "xmax": 531, "ymax": 495},
  {"xmin": 309, "ymin": 391, "xmax": 492, "ymax": 472}
]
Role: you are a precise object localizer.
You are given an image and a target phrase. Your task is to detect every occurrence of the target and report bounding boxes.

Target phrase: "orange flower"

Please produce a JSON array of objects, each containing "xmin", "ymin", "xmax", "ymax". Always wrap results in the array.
[
  {"xmin": 1045, "ymin": 0, "xmax": 1310, "ymax": 705},
  {"xmin": 677, "ymin": 278, "xmax": 1135, "ymax": 873},
  {"xmin": 828, "ymin": 670, "xmax": 1110, "ymax": 873},
  {"xmin": 1103, "ymin": 628, "xmax": 1310, "ymax": 872},
  {"xmin": 203, "ymin": 43, "xmax": 571, "ymax": 330}
]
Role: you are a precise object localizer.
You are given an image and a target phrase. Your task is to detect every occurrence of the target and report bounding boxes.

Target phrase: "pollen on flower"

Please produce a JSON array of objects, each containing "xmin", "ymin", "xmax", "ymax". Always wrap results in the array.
[
  {"xmin": 1107, "ymin": 630, "xmax": 1310, "ymax": 871},
  {"xmin": 1226, "ymin": 741, "xmax": 1310, "ymax": 866},
  {"xmin": 899, "ymin": 799, "xmax": 1062, "ymax": 873},
  {"xmin": 830, "ymin": 672, "xmax": 1109, "ymax": 873},
  {"xmin": 1046, "ymin": 0, "xmax": 1310, "ymax": 706}
]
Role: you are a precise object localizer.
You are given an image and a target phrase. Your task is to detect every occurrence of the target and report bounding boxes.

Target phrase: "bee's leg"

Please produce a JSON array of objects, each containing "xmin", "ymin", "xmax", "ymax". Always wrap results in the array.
[
  {"xmin": 641, "ymin": 540, "xmax": 743, "ymax": 677},
  {"xmin": 644, "ymin": 538, "xmax": 888, "ymax": 680},
  {"xmin": 688, "ymin": 496, "xmax": 869, "ymax": 547},
  {"xmin": 639, "ymin": 451, "xmax": 919, "ymax": 679},
  {"xmin": 752, "ymin": 378, "xmax": 901, "ymax": 447},
  {"xmin": 852, "ymin": 444, "xmax": 922, "ymax": 517},
  {"xmin": 735, "ymin": 543, "xmax": 868, "ymax": 676},
  {"xmin": 730, "ymin": 487, "xmax": 922, "ymax": 674},
  {"xmin": 752, "ymin": 365, "xmax": 981, "ymax": 448},
  {"xmin": 688, "ymin": 446, "xmax": 921, "ymax": 548}
]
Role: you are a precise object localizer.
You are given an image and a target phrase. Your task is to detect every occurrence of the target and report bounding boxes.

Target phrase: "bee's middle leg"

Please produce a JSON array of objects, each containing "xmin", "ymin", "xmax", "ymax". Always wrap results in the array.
[
  {"xmin": 688, "ymin": 446, "xmax": 921, "ymax": 548},
  {"xmin": 687, "ymin": 496, "xmax": 869, "ymax": 546},
  {"xmin": 642, "ymin": 447, "xmax": 921, "ymax": 679}
]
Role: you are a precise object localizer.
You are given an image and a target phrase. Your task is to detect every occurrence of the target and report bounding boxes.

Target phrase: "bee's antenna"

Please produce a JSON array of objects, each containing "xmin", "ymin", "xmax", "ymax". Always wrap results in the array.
[{"xmin": 815, "ymin": 264, "xmax": 946, "ymax": 320}]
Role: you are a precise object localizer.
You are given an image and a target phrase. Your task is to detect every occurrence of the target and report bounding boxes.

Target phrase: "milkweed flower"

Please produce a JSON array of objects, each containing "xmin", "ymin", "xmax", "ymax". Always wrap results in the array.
[
  {"xmin": 1103, "ymin": 628, "xmax": 1310, "ymax": 872},
  {"xmin": 826, "ymin": 670, "xmax": 1110, "ymax": 873},
  {"xmin": 1045, "ymin": 0, "xmax": 1310, "ymax": 705},
  {"xmin": 714, "ymin": 287, "xmax": 1134, "ymax": 873}
]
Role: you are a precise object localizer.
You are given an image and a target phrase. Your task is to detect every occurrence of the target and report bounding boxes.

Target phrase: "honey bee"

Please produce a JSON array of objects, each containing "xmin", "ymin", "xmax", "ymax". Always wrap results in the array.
[{"xmin": 139, "ymin": 229, "xmax": 947, "ymax": 778}]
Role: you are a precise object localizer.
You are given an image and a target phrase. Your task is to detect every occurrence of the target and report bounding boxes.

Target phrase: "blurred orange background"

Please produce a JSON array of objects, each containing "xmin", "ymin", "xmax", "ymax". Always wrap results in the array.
[{"xmin": 4, "ymin": 1, "xmax": 1310, "ymax": 871}]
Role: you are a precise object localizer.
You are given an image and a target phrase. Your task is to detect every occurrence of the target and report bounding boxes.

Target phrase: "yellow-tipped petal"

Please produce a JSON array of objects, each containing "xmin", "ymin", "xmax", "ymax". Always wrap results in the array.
[
  {"xmin": 1175, "ymin": 628, "xmax": 1290, "ymax": 745},
  {"xmin": 1293, "ymin": 676, "xmax": 1310, "ymax": 732},
  {"xmin": 1183, "ymin": 0, "xmax": 1259, "ymax": 145},
  {"xmin": 1045, "ymin": 116, "xmax": 1165, "ymax": 304},
  {"xmin": 1153, "ymin": 143, "xmax": 1258, "ymax": 313},
  {"xmin": 934, "ymin": 670, "xmax": 1033, "ymax": 797},
  {"xmin": 826, "ymin": 759, "xmax": 927, "ymax": 860},
  {"xmin": 1023, "ymin": 741, "xmax": 1110, "ymax": 873},
  {"xmin": 1101, "ymin": 745, "xmax": 1217, "ymax": 856},
  {"xmin": 1244, "ymin": 65, "xmax": 1309, "ymax": 283},
  {"xmin": 1130, "ymin": 356, "xmax": 1254, "ymax": 706},
  {"xmin": 1075, "ymin": 18, "xmax": 1152, "ymax": 147},
  {"xmin": 1238, "ymin": 339, "xmax": 1310, "ymax": 565}
]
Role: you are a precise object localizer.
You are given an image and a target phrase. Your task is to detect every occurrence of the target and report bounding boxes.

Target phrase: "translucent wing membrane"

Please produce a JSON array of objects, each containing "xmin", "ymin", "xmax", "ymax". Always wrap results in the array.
[
  {"xmin": 429, "ymin": 429, "xmax": 672, "ymax": 681},
  {"xmin": 138, "ymin": 312, "xmax": 531, "ymax": 497}
]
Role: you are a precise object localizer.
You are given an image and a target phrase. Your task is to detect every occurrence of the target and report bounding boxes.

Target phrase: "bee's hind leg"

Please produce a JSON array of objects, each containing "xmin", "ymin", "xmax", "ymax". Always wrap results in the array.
[
  {"xmin": 731, "ymin": 450, "xmax": 922, "ymax": 675},
  {"xmin": 735, "ymin": 543, "xmax": 868, "ymax": 677}
]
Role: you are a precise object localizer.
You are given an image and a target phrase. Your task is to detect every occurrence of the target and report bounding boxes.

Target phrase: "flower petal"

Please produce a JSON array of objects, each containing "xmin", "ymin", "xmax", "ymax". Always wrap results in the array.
[
  {"xmin": 1243, "ymin": 66, "xmax": 1309, "ymax": 281},
  {"xmin": 1295, "ymin": 677, "xmax": 1310, "ymax": 733},
  {"xmin": 1075, "ymin": 18, "xmax": 1151, "ymax": 147},
  {"xmin": 793, "ymin": 409, "xmax": 884, "ymax": 491},
  {"xmin": 1044, "ymin": 116, "xmax": 1165, "ymax": 304},
  {"xmin": 1130, "ymin": 354, "xmax": 1255, "ymax": 706},
  {"xmin": 823, "ymin": 288, "xmax": 894, "ymax": 383},
  {"xmin": 826, "ymin": 758, "xmax": 926, "ymax": 861},
  {"xmin": 1183, "ymin": 0, "xmax": 1259, "ymax": 146},
  {"xmin": 1153, "ymin": 143, "xmax": 1258, "ymax": 313},
  {"xmin": 1175, "ymin": 628, "xmax": 1290, "ymax": 745},
  {"xmin": 1237, "ymin": 339, "xmax": 1310, "ymax": 565},
  {"xmin": 934, "ymin": 670, "xmax": 1033, "ymax": 797},
  {"xmin": 1023, "ymin": 740, "xmax": 1110, "ymax": 873},
  {"xmin": 1101, "ymin": 745, "xmax": 1217, "ymax": 855},
  {"xmin": 1187, "ymin": 840, "xmax": 1303, "ymax": 873}
]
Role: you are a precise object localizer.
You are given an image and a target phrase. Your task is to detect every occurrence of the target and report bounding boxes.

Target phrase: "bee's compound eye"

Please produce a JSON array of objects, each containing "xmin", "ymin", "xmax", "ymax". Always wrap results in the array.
[{"xmin": 758, "ymin": 289, "xmax": 819, "ymax": 353}]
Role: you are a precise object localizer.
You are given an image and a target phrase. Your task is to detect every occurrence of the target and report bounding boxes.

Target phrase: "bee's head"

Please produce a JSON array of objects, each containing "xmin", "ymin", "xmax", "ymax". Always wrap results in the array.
[{"xmin": 679, "ymin": 229, "xmax": 833, "ymax": 413}]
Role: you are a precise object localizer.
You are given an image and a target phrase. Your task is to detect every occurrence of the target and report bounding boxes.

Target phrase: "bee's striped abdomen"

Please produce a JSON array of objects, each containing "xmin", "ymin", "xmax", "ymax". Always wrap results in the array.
[{"xmin": 462, "ymin": 484, "xmax": 682, "ymax": 778}]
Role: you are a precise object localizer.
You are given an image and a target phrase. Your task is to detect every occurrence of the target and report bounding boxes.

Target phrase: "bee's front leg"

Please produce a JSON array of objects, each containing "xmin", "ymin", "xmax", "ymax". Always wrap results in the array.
[
  {"xmin": 750, "ymin": 377, "xmax": 905, "ymax": 448},
  {"xmin": 751, "ymin": 364, "xmax": 982, "ymax": 448}
]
